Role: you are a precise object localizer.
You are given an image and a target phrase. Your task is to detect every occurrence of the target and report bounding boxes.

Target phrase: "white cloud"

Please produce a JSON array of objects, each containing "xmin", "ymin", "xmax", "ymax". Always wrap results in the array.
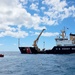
[
  {"xmin": 42, "ymin": 32, "xmax": 59, "ymax": 37},
  {"xmin": 69, "ymin": 5, "xmax": 75, "ymax": 17},
  {"xmin": 0, "ymin": 0, "xmax": 75, "ymax": 38},
  {"xmin": 0, "ymin": 0, "xmax": 44, "ymax": 30},
  {"xmin": 0, "ymin": 25, "xmax": 16, "ymax": 31},
  {"xmin": 0, "ymin": 30, "xmax": 28, "ymax": 38},
  {"xmin": 42, "ymin": 0, "xmax": 75, "ymax": 25},
  {"xmin": 41, "ymin": 7, "xmax": 45, "ymax": 11},
  {"xmin": 41, "ymin": 16, "xmax": 57, "ymax": 25},
  {"xmin": 0, "ymin": 0, "xmax": 46, "ymax": 38},
  {"xmin": 30, "ymin": 3, "xmax": 39, "ymax": 11},
  {"xmin": 34, "ymin": 32, "xmax": 59, "ymax": 37},
  {"xmin": 19, "ymin": 0, "xmax": 28, "ymax": 5}
]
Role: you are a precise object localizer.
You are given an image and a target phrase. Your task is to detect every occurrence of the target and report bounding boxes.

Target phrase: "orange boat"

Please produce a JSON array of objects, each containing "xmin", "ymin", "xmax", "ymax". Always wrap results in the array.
[{"xmin": 0, "ymin": 54, "xmax": 4, "ymax": 57}]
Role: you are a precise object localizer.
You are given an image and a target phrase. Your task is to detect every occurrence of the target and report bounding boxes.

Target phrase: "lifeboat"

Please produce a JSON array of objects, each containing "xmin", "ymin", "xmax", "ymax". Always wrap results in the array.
[{"xmin": 0, "ymin": 54, "xmax": 4, "ymax": 57}]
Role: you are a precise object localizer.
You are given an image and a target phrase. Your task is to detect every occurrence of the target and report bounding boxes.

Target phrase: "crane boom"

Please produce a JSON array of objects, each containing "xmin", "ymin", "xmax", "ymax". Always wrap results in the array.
[
  {"xmin": 35, "ymin": 29, "xmax": 45, "ymax": 42},
  {"xmin": 32, "ymin": 29, "xmax": 45, "ymax": 51}
]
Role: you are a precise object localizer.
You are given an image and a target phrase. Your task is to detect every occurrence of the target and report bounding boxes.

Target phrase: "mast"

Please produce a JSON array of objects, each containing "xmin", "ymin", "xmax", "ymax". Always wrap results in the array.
[
  {"xmin": 43, "ymin": 41, "xmax": 45, "ymax": 51},
  {"xmin": 60, "ymin": 27, "xmax": 66, "ymax": 38},
  {"xmin": 18, "ymin": 38, "xmax": 20, "ymax": 47}
]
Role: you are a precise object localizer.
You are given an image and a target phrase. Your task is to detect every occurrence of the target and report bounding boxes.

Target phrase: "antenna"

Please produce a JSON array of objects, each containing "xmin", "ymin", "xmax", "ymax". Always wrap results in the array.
[
  {"xmin": 43, "ymin": 41, "xmax": 45, "ymax": 51},
  {"xmin": 18, "ymin": 38, "xmax": 20, "ymax": 47}
]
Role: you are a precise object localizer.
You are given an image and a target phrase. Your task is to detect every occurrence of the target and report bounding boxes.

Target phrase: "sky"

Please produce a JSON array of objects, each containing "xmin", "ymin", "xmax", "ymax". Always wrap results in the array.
[{"xmin": 0, "ymin": 0, "xmax": 75, "ymax": 51}]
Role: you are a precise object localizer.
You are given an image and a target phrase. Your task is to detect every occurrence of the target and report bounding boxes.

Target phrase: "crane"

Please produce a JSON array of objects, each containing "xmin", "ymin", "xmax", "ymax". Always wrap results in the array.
[{"xmin": 32, "ymin": 29, "xmax": 45, "ymax": 52}]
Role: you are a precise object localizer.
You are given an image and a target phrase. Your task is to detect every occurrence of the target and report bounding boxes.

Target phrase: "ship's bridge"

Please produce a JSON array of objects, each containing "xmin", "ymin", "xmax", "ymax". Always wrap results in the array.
[
  {"xmin": 55, "ymin": 36, "xmax": 72, "ymax": 46},
  {"xmin": 55, "ymin": 28, "xmax": 75, "ymax": 46},
  {"xmin": 55, "ymin": 38, "xmax": 68, "ymax": 41},
  {"xmin": 56, "ymin": 39, "xmax": 72, "ymax": 46}
]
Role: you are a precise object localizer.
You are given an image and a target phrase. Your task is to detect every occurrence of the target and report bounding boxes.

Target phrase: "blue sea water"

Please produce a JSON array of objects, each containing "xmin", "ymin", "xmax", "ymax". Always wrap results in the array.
[{"xmin": 0, "ymin": 51, "xmax": 75, "ymax": 75}]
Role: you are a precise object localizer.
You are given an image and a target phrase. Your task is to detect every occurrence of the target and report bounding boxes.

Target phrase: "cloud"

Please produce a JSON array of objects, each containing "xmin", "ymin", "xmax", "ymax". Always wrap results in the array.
[
  {"xmin": 42, "ymin": 0, "xmax": 75, "ymax": 25},
  {"xmin": 40, "ymin": 7, "xmax": 46, "ymax": 11},
  {"xmin": 19, "ymin": 0, "xmax": 75, "ymax": 26},
  {"xmin": 0, "ymin": 0, "xmax": 75, "ymax": 38},
  {"xmin": 41, "ymin": 16, "xmax": 57, "ymax": 25},
  {"xmin": 0, "ymin": 30, "xmax": 28, "ymax": 38},
  {"xmin": 0, "ymin": 0, "xmax": 45, "ymax": 29},
  {"xmin": 34, "ymin": 32, "xmax": 59, "ymax": 37},
  {"xmin": 42, "ymin": 32, "xmax": 59, "ymax": 37},
  {"xmin": 0, "ymin": 0, "xmax": 45, "ymax": 38},
  {"xmin": 19, "ymin": 0, "xmax": 28, "ymax": 5},
  {"xmin": 30, "ymin": 3, "xmax": 39, "ymax": 11}
]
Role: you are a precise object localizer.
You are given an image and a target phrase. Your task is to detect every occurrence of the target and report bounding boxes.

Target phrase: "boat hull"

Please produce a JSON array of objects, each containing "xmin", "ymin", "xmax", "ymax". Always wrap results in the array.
[
  {"xmin": 19, "ymin": 47, "xmax": 38, "ymax": 54},
  {"xmin": 19, "ymin": 46, "xmax": 75, "ymax": 54},
  {"xmin": 0, "ymin": 54, "xmax": 4, "ymax": 57}
]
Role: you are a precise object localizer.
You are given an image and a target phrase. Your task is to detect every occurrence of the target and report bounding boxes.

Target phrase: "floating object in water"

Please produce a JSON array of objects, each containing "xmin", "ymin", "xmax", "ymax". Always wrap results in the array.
[{"xmin": 0, "ymin": 54, "xmax": 4, "ymax": 57}]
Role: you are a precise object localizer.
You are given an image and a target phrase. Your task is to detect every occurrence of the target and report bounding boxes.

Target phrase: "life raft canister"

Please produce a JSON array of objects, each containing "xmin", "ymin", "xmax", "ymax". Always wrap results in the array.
[{"xmin": 26, "ymin": 47, "xmax": 31, "ymax": 54}]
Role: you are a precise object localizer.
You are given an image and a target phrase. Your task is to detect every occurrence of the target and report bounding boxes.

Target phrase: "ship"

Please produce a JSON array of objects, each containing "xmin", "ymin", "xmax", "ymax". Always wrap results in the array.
[{"xmin": 19, "ymin": 28, "xmax": 75, "ymax": 54}]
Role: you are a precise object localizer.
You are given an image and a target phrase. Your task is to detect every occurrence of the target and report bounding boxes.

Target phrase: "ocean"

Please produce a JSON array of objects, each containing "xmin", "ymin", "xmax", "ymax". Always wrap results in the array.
[{"xmin": 0, "ymin": 51, "xmax": 75, "ymax": 75}]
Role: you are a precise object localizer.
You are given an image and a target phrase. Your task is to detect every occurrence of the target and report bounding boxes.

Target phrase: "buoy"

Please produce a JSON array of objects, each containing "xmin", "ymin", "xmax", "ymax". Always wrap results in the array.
[{"xmin": 0, "ymin": 54, "xmax": 4, "ymax": 57}]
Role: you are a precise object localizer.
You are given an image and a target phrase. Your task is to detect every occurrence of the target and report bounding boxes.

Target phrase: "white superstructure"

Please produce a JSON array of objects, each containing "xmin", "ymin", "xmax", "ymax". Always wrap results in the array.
[{"xmin": 55, "ymin": 27, "xmax": 75, "ymax": 46}]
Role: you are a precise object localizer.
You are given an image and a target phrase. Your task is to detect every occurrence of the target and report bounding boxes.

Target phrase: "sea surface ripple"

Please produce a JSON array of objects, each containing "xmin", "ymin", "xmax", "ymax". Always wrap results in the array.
[{"xmin": 0, "ymin": 51, "xmax": 75, "ymax": 75}]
